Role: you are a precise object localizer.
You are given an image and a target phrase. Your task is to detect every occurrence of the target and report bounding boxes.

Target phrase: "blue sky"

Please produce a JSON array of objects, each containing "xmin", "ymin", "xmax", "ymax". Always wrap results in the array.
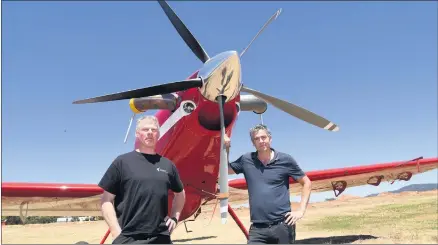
[{"xmin": 3, "ymin": 1, "xmax": 437, "ymax": 203}]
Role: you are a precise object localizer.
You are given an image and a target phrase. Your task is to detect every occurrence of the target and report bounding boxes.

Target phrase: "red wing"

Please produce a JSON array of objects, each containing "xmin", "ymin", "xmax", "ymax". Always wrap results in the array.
[
  {"xmin": 3, "ymin": 157, "xmax": 437, "ymax": 217},
  {"xmin": 2, "ymin": 183, "xmax": 104, "ymax": 217},
  {"xmin": 228, "ymin": 157, "xmax": 438, "ymax": 197}
]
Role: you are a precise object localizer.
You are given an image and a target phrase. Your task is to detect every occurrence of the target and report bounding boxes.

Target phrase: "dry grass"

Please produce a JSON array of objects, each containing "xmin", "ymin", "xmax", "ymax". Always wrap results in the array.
[
  {"xmin": 299, "ymin": 192, "xmax": 438, "ymax": 244},
  {"xmin": 305, "ymin": 199, "xmax": 437, "ymax": 231},
  {"xmin": 1, "ymin": 190, "xmax": 437, "ymax": 244}
]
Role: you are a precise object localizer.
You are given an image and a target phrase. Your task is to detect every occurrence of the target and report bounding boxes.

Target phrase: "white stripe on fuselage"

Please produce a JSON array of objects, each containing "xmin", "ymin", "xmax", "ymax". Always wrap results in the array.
[{"xmin": 158, "ymin": 100, "xmax": 196, "ymax": 141}]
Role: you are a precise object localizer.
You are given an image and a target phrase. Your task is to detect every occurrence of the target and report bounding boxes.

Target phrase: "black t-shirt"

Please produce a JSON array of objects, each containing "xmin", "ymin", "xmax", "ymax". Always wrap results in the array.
[{"xmin": 98, "ymin": 150, "xmax": 184, "ymax": 236}]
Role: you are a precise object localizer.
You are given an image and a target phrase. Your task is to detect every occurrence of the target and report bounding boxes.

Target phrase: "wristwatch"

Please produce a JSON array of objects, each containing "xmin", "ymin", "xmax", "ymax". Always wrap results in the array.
[{"xmin": 171, "ymin": 217, "xmax": 178, "ymax": 224}]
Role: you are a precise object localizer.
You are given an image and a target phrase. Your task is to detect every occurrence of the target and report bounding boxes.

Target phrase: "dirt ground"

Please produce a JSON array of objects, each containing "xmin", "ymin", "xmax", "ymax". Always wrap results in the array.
[{"xmin": 2, "ymin": 190, "xmax": 437, "ymax": 244}]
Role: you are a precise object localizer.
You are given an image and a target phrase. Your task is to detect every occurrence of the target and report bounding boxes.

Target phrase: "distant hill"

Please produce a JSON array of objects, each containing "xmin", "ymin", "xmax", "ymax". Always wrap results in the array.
[{"xmin": 366, "ymin": 183, "xmax": 437, "ymax": 197}]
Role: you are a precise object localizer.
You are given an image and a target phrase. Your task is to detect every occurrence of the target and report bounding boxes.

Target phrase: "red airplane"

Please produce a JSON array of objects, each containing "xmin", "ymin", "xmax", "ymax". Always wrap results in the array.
[{"xmin": 2, "ymin": 1, "xmax": 437, "ymax": 244}]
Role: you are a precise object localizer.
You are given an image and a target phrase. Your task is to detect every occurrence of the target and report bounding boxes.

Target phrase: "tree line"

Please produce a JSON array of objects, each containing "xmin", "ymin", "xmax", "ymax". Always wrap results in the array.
[{"xmin": 1, "ymin": 216, "xmax": 104, "ymax": 225}]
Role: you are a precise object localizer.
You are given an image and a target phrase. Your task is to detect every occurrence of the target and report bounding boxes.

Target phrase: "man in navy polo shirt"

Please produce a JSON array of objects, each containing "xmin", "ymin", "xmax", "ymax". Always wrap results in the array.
[{"xmin": 225, "ymin": 124, "xmax": 312, "ymax": 244}]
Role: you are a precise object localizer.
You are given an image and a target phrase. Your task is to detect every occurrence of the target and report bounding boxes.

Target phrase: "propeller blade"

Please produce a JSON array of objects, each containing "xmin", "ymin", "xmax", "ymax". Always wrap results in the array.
[
  {"xmin": 240, "ymin": 8, "xmax": 282, "ymax": 58},
  {"xmin": 217, "ymin": 95, "xmax": 229, "ymax": 224},
  {"xmin": 72, "ymin": 78, "xmax": 203, "ymax": 104},
  {"xmin": 241, "ymin": 86, "xmax": 340, "ymax": 132},
  {"xmin": 157, "ymin": 1, "xmax": 210, "ymax": 63}
]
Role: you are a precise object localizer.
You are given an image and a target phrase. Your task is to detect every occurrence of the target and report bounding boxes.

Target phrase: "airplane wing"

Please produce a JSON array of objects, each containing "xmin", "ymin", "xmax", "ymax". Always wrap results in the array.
[
  {"xmin": 2, "ymin": 157, "xmax": 437, "ymax": 219},
  {"xmin": 228, "ymin": 157, "xmax": 438, "ymax": 197},
  {"xmin": 1, "ymin": 183, "xmax": 103, "ymax": 218}
]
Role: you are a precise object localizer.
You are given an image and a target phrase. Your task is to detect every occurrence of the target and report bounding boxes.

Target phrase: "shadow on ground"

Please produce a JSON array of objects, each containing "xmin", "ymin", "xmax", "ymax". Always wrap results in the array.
[
  {"xmin": 296, "ymin": 235, "xmax": 378, "ymax": 244},
  {"xmin": 173, "ymin": 236, "xmax": 217, "ymax": 243}
]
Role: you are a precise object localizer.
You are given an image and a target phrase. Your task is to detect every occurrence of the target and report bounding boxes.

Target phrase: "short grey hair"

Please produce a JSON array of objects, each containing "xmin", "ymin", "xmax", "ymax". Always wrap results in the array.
[
  {"xmin": 249, "ymin": 124, "xmax": 272, "ymax": 141},
  {"xmin": 136, "ymin": 115, "xmax": 160, "ymax": 131}
]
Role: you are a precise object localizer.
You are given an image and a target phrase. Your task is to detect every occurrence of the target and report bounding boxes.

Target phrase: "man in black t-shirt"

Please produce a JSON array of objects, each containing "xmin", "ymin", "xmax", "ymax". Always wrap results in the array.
[
  {"xmin": 99, "ymin": 115, "xmax": 185, "ymax": 244},
  {"xmin": 225, "ymin": 124, "xmax": 312, "ymax": 244}
]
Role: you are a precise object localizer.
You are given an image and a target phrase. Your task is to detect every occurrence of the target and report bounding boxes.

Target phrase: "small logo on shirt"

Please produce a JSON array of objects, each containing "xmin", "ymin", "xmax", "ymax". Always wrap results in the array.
[{"xmin": 157, "ymin": 167, "xmax": 168, "ymax": 173}]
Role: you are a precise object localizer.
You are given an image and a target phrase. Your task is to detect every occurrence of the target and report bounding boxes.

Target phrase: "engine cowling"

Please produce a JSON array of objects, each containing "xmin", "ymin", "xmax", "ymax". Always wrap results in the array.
[
  {"xmin": 237, "ymin": 94, "xmax": 267, "ymax": 114},
  {"xmin": 129, "ymin": 94, "xmax": 178, "ymax": 113}
]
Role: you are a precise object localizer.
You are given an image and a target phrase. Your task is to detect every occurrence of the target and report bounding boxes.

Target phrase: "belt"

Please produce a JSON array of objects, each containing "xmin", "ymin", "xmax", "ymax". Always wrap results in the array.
[{"xmin": 252, "ymin": 218, "xmax": 285, "ymax": 228}]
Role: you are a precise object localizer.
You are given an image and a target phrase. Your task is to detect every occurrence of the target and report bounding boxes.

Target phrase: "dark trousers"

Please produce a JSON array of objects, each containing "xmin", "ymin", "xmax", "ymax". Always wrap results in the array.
[
  {"xmin": 112, "ymin": 234, "xmax": 172, "ymax": 244},
  {"xmin": 247, "ymin": 222, "xmax": 296, "ymax": 244}
]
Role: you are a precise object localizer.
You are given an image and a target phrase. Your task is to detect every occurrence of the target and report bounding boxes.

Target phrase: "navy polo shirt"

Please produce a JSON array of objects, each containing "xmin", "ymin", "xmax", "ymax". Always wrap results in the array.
[{"xmin": 229, "ymin": 149, "xmax": 305, "ymax": 223}]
